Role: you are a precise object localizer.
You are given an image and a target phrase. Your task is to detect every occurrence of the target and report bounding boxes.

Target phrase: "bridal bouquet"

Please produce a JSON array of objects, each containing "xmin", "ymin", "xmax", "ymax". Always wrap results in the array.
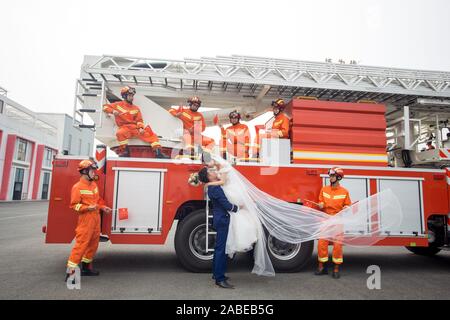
[{"xmin": 188, "ymin": 173, "xmax": 200, "ymax": 187}]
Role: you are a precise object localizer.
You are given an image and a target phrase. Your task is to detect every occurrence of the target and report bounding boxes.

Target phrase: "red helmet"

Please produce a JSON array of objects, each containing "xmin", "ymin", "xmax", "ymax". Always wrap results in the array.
[
  {"xmin": 271, "ymin": 98, "xmax": 285, "ymax": 109},
  {"xmin": 187, "ymin": 96, "xmax": 201, "ymax": 107},
  {"xmin": 78, "ymin": 159, "xmax": 98, "ymax": 172},
  {"xmin": 328, "ymin": 167, "xmax": 344, "ymax": 180},
  {"xmin": 120, "ymin": 86, "xmax": 136, "ymax": 98},
  {"xmin": 229, "ymin": 110, "xmax": 241, "ymax": 120}
]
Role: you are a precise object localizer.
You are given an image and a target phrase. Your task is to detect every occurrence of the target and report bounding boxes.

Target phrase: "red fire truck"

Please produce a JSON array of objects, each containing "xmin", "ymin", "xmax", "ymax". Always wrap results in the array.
[{"xmin": 44, "ymin": 55, "xmax": 450, "ymax": 272}]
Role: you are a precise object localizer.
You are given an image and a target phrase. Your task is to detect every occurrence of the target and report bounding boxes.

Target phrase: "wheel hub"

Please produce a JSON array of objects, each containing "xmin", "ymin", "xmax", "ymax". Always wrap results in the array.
[
  {"xmin": 267, "ymin": 235, "xmax": 301, "ymax": 260},
  {"xmin": 188, "ymin": 224, "xmax": 214, "ymax": 260}
]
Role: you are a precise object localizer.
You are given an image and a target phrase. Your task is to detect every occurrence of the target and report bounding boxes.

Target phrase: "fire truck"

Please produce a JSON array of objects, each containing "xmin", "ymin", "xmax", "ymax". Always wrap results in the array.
[{"xmin": 44, "ymin": 55, "xmax": 450, "ymax": 272}]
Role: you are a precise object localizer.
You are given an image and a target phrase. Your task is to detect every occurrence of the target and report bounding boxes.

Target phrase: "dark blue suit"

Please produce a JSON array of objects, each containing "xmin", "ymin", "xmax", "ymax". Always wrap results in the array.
[{"xmin": 208, "ymin": 185, "xmax": 238, "ymax": 282}]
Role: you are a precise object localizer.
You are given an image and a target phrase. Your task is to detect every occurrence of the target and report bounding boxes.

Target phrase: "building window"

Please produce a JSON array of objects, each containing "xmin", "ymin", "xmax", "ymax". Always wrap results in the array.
[
  {"xmin": 13, "ymin": 168, "xmax": 25, "ymax": 200},
  {"xmin": 87, "ymin": 143, "xmax": 91, "ymax": 156},
  {"xmin": 67, "ymin": 134, "xmax": 72, "ymax": 154},
  {"xmin": 0, "ymin": 100, "xmax": 4, "ymax": 113},
  {"xmin": 78, "ymin": 139, "xmax": 82, "ymax": 155},
  {"xmin": 41, "ymin": 172, "xmax": 50, "ymax": 200},
  {"xmin": 16, "ymin": 138, "xmax": 28, "ymax": 162},
  {"xmin": 43, "ymin": 148, "xmax": 53, "ymax": 167}
]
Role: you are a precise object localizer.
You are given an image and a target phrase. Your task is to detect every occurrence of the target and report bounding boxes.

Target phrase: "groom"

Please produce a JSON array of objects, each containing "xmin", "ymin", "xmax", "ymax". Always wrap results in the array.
[{"xmin": 198, "ymin": 167, "xmax": 239, "ymax": 289}]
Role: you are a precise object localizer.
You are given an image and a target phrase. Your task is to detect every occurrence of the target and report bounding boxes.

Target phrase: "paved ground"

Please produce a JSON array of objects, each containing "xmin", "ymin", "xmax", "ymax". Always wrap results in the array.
[{"xmin": 0, "ymin": 201, "xmax": 449, "ymax": 300}]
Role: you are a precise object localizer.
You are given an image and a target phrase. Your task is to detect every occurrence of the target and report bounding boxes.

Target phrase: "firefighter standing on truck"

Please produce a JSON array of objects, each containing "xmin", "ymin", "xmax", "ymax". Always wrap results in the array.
[
  {"xmin": 220, "ymin": 110, "xmax": 251, "ymax": 161},
  {"xmin": 269, "ymin": 98, "xmax": 291, "ymax": 139},
  {"xmin": 103, "ymin": 86, "xmax": 168, "ymax": 158},
  {"xmin": 253, "ymin": 98, "xmax": 291, "ymax": 157},
  {"xmin": 315, "ymin": 167, "xmax": 351, "ymax": 279},
  {"xmin": 65, "ymin": 160, "xmax": 112, "ymax": 282},
  {"xmin": 169, "ymin": 96, "xmax": 215, "ymax": 156}
]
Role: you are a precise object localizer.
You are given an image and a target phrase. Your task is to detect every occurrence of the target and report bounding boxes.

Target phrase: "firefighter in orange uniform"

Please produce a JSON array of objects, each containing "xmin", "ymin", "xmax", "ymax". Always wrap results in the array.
[
  {"xmin": 253, "ymin": 99, "xmax": 291, "ymax": 157},
  {"xmin": 220, "ymin": 110, "xmax": 251, "ymax": 161},
  {"xmin": 315, "ymin": 167, "xmax": 351, "ymax": 279},
  {"xmin": 103, "ymin": 86, "xmax": 168, "ymax": 158},
  {"xmin": 65, "ymin": 160, "xmax": 112, "ymax": 281},
  {"xmin": 169, "ymin": 96, "xmax": 215, "ymax": 155},
  {"xmin": 269, "ymin": 98, "xmax": 290, "ymax": 139}
]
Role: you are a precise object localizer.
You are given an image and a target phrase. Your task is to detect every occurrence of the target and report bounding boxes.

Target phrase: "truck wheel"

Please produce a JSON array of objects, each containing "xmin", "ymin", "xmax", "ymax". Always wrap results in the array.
[
  {"xmin": 406, "ymin": 227, "xmax": 443, "ymax": 256},
  {"xmin": 266, "ymin": 234, "xmax": 314, "ymax": 272},
  {"xmin": 175, "ymin": 209, "xmax": 214, "ymax": 272},
  {"xmin": 405, "ymin": 245, "xmax": 441, "ymax": 256}
]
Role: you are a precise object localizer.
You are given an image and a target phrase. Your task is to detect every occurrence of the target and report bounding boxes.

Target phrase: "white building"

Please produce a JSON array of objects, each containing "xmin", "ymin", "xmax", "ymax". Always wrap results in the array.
[
  {"xmin": 39, "ymin": 113, "xmax": 94, "ymax": 156},
  {"xmin": 0, "ymin": 91, "xmax": 94, "ymax": 201}
]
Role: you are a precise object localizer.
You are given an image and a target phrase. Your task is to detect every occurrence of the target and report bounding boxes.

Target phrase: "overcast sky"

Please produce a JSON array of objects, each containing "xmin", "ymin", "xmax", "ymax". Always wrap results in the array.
[{"xmin": 1, "ymin": 0, "xmax": 449, "ymax": 116}]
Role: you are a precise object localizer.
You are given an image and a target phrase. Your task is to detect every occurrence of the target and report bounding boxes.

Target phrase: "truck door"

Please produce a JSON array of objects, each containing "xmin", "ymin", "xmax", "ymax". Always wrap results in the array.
[
  {"xmin": 112, "ymin": 168, "xmax": 166, "ymax": 234},
  {"xmin": 377, "ymin": 178, "xmax": 425, "ymax": 236}
]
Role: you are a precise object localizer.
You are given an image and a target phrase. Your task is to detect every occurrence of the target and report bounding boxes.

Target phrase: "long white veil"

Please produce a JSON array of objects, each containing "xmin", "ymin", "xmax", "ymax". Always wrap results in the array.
[{"xmin": 212, "ymin": 156, "xmax": 404, "ymax": 277}]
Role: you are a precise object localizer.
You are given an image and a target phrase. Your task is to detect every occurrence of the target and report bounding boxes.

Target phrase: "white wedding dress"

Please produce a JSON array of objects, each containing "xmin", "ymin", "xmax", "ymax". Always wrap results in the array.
[
  {"xmin": 219, "ymin": 165, "xmax": 259, "ymax": 256},
  {"xmin": 217, "ymin": 160, "xmax": 274, "ymax": 276},
  {"xmin": 211, "ymin": 156, "xmax": 404, "ymax": 277}
]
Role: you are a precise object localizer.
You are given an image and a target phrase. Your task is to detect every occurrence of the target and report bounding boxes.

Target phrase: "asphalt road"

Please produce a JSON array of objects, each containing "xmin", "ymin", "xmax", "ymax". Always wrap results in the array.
[{"xmin": 0, "ymin": 201, "xmax": 449, "ymax": 300}]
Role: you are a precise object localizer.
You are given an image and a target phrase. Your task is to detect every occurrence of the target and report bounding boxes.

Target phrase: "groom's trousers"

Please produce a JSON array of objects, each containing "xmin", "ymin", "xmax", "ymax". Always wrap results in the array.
[{"xmin": 213, "ymin": 220, "xmax": 230, "ymax": 282}]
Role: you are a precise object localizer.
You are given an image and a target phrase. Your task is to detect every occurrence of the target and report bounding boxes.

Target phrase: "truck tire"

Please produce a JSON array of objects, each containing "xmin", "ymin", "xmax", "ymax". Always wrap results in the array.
[
  {"xmin": 405, "ymin": 245, "xmax": 441, "ymax": 256},
  {"xmin": 266, "ymin": 234, "xmax": 314, "ymax": 272},
  {"xmin": 175, "ymin": 209, "xmax": 214, "ymax": 272}
]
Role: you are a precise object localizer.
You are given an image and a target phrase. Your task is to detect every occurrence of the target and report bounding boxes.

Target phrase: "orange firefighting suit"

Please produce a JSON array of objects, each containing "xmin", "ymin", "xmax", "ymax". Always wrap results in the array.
[
  {"xmin": 317, "ymin": 185, "xmax": 351, "ymax": 265},
  {"xmin": 67, "ymin": 178, "xmax": 107, "ymax": 269},
  {"xmin": 253, "ymin": 113, "xmax": 291, "ymax": 156},
  {"xmin": 103, "ymin": 101, "xmax": 161, "ymax": 152},
  {"xmin": 220, "ymin": 123, "xmax": 251, "ymax": 160},
  {"xmin": 169, "ymin": 107, "xmax": 215, "ymax": 152},
  {"xmin": 271, "ymin": 112, "xmax": 291, "ymax": 139}
]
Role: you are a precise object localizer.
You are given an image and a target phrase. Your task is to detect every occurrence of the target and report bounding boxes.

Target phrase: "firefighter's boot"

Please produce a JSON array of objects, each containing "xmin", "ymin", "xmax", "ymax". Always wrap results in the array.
[
  {"xmin": 155, "ymin": 148, "xmax": 169, "ymax": 159},
  {"xmin": 332, "ymin": 264, "xmax": 340, "ymax": 279},
  {"xmin": 314, "ymin": 262, "xmax": 328, "ymax": 275},
  {"xmin": 183, "ymin": 147, "xmax": 195, "ymax": 159},
  {"xmin": 81, "ymin": 262, "xmax": 100, "ymax": 276}
]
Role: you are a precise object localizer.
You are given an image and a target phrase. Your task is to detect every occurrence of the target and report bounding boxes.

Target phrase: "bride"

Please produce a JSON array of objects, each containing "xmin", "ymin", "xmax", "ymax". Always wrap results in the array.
[{"xmin": 199, "ymin": 154, "xmax": 403, "ymax": 277}]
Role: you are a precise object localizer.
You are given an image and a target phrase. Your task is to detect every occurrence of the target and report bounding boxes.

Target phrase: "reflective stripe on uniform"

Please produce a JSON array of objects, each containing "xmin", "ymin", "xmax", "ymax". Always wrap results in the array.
[
  {"xmin": 333, "ymin": 195, "xmax": 347, "ymax": 199},
  {"xmin": 82, "ymin": 257, "xmax": 93, "ymax": 263},
  {"xmin": 318, "ymin": 257, "xmax": 329, "ymax": 262},
  {"xmin": 129, "ymin": 110, "xmax": 139, "ymax": 114},
  {"xmin": 182, "ymin": 112, "xmax": 192, "ymax": 119},
  {"xmin": 67, "ymin": 261, "xmax": 78, "ymax": 268},
  {"xmin": 322, "ymin": 192, "xmax": 331, "ymax": 199},
  {"xmin": 332, "ymin": 257, "xmax": 343, "ymax": 264},
  {"xmin": 74, "ymin": 203, "xmax": 82, "ymax": 211},
  {"xmin": 116, "ymin": 106, "xmax": 127, "ymax": 113},
  {"xmin": 151, "ymin": 142, "xmax": 161, "ymax": 147},
  {"xmin": 118, "ymin": 139, "xmax": 129, "ymax": 146},
  {"xmin": 79, "ymin": 190, "xmax": 94, "ymax": 195}
]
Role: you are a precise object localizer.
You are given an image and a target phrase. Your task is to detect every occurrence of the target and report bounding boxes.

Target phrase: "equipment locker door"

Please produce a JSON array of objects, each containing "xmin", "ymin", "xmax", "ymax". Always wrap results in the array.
[
  {"xmin": 112, "ymin": 168, "xmax": 166, "ymax": 234},
  {"xmin": 377, "ymin": 178, "xmax": 424, "ymax": 236}
]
